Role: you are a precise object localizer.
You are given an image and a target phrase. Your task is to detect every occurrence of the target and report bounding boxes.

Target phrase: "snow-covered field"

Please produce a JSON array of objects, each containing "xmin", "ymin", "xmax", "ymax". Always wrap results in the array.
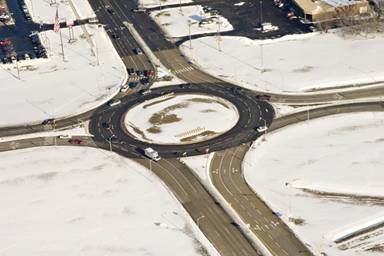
[
  {"xmin": 124, "ymin": 93, "xmax": 239, "ymax": 144},
  {"xmin": 24, "ymin": 0, "xmax": 96, "ymax": 23},
  {"xmin": 180, "ymin": 32, "xmax": 384, "ymax": 93},
  {"xmin": 0, "ymin": 147, "xmax": 207, "ymax": 256},
  {"xmin": 139, "ymin": 0, "xmax": 193, "ymax": 8},
  {"xmin": 244, "ymin": 112, "xmax": 384, "ymax": 256},
  {"xmin": 150, "ymin": 5, "xmax": 233, "ymax": 38},
  {"xmin": 0, "ymin": 25, "xmax": 126, "ymax": 127}
]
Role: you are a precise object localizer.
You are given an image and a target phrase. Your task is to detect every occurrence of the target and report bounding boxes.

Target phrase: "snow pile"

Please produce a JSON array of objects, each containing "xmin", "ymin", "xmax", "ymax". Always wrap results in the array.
[
  {"xmin": 139, "ymin": 0, "xmax": 193, "ymax": 8},
  {"xmin": 0, "ymin": 25, "xmax": 126, "ymax": 127},
  {"xmin": 0, "ymin": 147, "xmax": 207, "ymax": 256},
  {"xmin": 329, "ymin": 213, "xmax": 384, "ymax": 243},
  {"xmin": 180, "ymin": 33, "xmax": 384, "ymax": 93},
  {"xmin": 150, "ymin": 5, "xmax": 233, "ymax": 38},
  {"xmin": 124, "ymin": 94, "xmax": 239, "ymax": 144},
  {"xmin": 244, "ymin": 112, "xmax": 384, "ymax": 256}
]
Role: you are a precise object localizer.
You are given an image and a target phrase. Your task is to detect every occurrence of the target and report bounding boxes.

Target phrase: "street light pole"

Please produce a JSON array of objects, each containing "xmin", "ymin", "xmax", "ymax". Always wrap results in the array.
[
  {"xmin": 216, "ymin": 20, "xmax": 222, "ymax": 51},
  {"xmin": 188, "ymin": 20, "xmax": 192, "ymax": 49},
  {"xmin": 107, "ymin": 136, "xmax": 113, "ymax": 152}
]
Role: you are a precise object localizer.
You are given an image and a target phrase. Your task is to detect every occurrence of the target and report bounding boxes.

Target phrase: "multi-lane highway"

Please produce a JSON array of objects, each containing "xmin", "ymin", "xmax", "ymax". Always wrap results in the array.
[{"xmin": 209, "ymin": 100, "xmax": 384, "ymax": 256}]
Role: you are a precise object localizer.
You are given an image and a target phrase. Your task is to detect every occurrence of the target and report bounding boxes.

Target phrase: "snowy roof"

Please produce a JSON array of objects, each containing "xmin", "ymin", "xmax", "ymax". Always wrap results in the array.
[
  {"xmin": 294, "ymin": 0, "xmax": 365, "ymax": 15},
  {"xmin": 323, "ymin": 0, "xmax": 362, "ymax": 7}
]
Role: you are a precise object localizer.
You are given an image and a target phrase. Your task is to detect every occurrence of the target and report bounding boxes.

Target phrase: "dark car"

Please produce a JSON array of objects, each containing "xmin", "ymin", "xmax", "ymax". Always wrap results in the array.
[
  {"xmin": 128, "ymin": 81, "xmax": 139, "ymax": 89},
  {"xmin": 136, "ymin": 70, "xmax": 144, "ymax": 76},
  {"xmin": 105, "ymin": 5, "xmax": 114, "ymax": 14},
  {"xmin": 110, "ymin": 31, "xmax": 120, "ymax": 39},
  {"xmin": 140, "ymin": 77, "xmax": 149, "ymax": 85},
  {"xmin": 133, "ymin": 47, "xmax": 143, "ymax": 55},
  {"xmin": 127, "ymin": 68, "xmax": 135, "ymax": 75},
  {"xmin": 42, "ymin": 118, "xmax": 55, "ymax": 125},
  {"xmin": 101, "ymin": 122, "xmax": 110, "ymax": 129}
]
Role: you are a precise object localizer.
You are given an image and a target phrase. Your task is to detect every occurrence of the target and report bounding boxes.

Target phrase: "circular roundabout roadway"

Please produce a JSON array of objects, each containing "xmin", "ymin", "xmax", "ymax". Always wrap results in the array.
[{"xmin": 89, "ymin": 84, "xmax": 275, "ymax": 158}]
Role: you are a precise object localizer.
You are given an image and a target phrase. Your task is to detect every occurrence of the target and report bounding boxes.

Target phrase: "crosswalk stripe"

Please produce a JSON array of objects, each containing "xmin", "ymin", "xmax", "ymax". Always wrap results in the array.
[{"xmin": 172, "ymin": 66, "xmax": 194, "ymax": 74}]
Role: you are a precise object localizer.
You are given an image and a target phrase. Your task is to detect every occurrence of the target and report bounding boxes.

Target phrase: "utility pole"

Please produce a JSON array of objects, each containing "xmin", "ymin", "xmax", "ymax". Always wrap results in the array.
[
  {"xmin": 16, "ymin": 59, "xmax": 20, "ymax": 80},
  {"xmin": 216, "ymin": 20, "xmax": 222, "ymax": 51},
  {"xmin": 259, "ymin": 0, "xmax": 264, "ymax": 72},
  {"xmin": 188, "ymin": 20, "xmax": 192, "ymax": 49}
]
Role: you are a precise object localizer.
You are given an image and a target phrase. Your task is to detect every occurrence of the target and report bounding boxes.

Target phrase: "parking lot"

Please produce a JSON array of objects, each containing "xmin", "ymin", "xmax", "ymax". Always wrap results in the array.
[
  {"xmin": 0, "ymin": 0, "xmax": 46, "ymax": 62},
  {"xmin": 174, "ymin": 0, "xmax": 311, "ymax": 40}
]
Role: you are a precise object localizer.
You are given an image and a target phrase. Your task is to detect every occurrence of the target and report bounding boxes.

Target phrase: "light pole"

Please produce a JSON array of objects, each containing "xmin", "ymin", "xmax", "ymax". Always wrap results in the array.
[
  {"xmin": 196, "ymin": 215, "xmax": 205, "ymax": 227},
  {"xmin": 188, "ymin": 20, "xmax": 193, "ymax": 49},
  {"xmin": 107, "ymin": 135, "xmax": 114, "ymax": 152},
  {"xmin": 216, "ymin": 20, "xmax": 222, "ymax": 52}
]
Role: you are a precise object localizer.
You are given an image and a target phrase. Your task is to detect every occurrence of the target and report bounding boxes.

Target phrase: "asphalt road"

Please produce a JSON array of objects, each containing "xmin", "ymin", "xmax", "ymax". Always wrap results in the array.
[
  {"xmin": 88, "ymin": 83, "xmax": 275, "ymax": 158},
  {"xmin": 209, "ymin": 100, "xmax": 384, "ymax": 256}
]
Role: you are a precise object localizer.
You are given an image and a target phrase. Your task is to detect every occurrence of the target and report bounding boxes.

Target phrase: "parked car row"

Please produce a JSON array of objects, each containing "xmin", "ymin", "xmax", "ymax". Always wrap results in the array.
[
  {"xmin": 0, "ymin": 39, "xmax": 16, "ymax": 61},
  {"xmin": 19, "ymin": 0, "xmax": 32, "ymax": 21},
  {"xmin": 28, "ymin": 31, "xmax": 47, "ymax": 58}
]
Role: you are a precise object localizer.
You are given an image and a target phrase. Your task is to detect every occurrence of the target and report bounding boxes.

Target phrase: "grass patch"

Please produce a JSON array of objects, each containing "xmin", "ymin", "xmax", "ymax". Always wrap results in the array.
[
  {"xmin": 147, "ymin": 126, "xmax": 161, "ymax": 134},
  {"xmin": 187, "ymin": 98, "xmax": 229, "ymax": 109},
  {"xmin": 149, "ymin": 113, "xmax": 181, "ymax": 125}
]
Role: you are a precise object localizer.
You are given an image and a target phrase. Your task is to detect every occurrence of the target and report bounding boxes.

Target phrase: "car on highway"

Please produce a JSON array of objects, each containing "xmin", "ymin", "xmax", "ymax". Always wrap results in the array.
[
  {"xmin": 133, "ymin": 47, "xmax": 143, "ymax": 55},
  {"xmin": 144, "ymin": 147, "xmax": 161, "ymax": 161},
  {"xmin": 68, "ymin": 138, "xmax": 84, "ymax": 145},
  {"xmin": 107, "ymin": 99, "xmax": 121, "ymax": 107},
  {"xmin": 110, "ymin": 31, "xmax": 120, "ymax": 39},
  {"xmin": 256, "ymin": 125, "xmax": 268, "ymax": 133},
  {"xmin": 105, "ymin": 5, "xmax": 114, "ymax": 14},
  {"xmin": 101, "ymin": 122, "xmax": 110, "ymax": 129},
  {"xmin": 42, "ymin": 118, "xmax": 55, "ymax": 125},
  {"xmin": 139, "ymin": 89, "xmax": 151, "ymax": 95}
]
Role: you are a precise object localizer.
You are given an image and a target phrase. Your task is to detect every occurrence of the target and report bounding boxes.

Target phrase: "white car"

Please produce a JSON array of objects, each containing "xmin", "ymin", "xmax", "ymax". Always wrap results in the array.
[
  {"xmin": 58, "ymin": 134, "xmax": 72, "ymax": 139},
  {"xmin": 107, "ymin": 99, "xmax": 121, "ymax": 107},
  {"xmin": 256, "ymin": 125, "xmax": 268, "ymax": 133},
  {"xmin": 120, "ymin": 84, "xmax": 129, "ymax": 92}
]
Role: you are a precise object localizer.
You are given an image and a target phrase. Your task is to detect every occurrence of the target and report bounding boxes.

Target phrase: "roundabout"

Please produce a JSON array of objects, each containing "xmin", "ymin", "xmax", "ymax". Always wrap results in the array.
[
  {"xmin": 89, "ymin": 84, "xmax": 275, "ymax": 158},
  {"xmin": 123, "ymin": 93, "xmax": 239, "ymax": 145}
]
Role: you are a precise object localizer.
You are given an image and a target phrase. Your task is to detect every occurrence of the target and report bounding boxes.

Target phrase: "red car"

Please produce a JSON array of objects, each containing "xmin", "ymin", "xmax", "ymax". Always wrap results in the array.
[{"xmin": 68, "ymin": 139, "xmax": 84, "ymax": 145}]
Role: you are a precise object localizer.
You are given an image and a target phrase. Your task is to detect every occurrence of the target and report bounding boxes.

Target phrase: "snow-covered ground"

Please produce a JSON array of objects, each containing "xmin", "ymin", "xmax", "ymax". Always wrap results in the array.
[
  {"xmin": 150, "ymin": 5, "xmax": 233, "ymax": 38},
  {"xmin": 0, "ymin": 25, "xmax": 126, "ymax": 127},
  {"xmin": 180, "ymin": 32, "xmax": 384, "ymax": 93},
  {"xmin": 0, "ymin": 146, "xmax": 208, "ymax": 256},
  {"xmin": 24, "ymin": 0, "xmax": 96, "ymax": 23},
  {"xmin": 139, "ymin": 0, "xmax": 193, "ymax": 8},
  {"xmin": 124, "ymin": 93, "xmax": 239, "ymax": 144},
  {"xmin": 244, "ymin": 112, "xmax": 384, "ymax": 256}
]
